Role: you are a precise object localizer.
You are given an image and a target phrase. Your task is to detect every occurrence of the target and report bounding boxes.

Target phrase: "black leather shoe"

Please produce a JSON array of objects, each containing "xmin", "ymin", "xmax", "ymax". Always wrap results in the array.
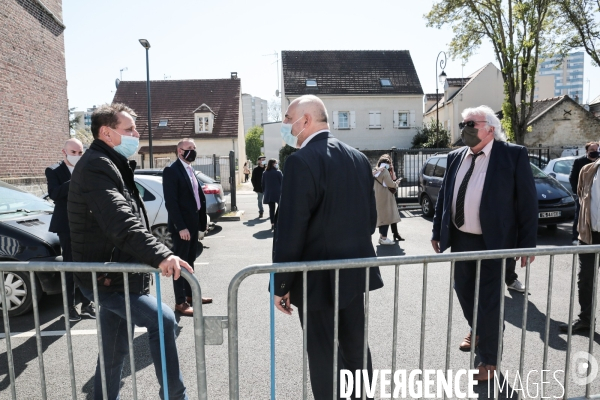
[{"xmin": 559, "ymin": 318, "xmax": 591, "ymax": 333}]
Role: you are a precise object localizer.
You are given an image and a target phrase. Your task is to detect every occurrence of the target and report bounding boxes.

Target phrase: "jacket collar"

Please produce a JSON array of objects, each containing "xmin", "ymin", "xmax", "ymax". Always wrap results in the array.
[
  {"xmin": 90, "ymin": 139, "xmax": 136, "ymax": 190},
  {"xmin": 174, "ymin": 157, "xmax": 196, "ymax": 195}
]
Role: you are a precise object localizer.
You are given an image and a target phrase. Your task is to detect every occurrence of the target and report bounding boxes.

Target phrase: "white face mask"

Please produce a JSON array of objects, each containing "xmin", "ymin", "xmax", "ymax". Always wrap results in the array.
[
  {"xmin": 380, "ymin": 163, "xmax": 390, "ymax": 170},
  {"xmin": 261, "ymin": 160, "xmax": 267, "ymax": 166},
  {"xmin": 66, "ymin": 154, "xmax": 81, "ymax": 167},
  {"xmin": 274, "ymin": 164, "xmax": 279, "ymax": 169}
]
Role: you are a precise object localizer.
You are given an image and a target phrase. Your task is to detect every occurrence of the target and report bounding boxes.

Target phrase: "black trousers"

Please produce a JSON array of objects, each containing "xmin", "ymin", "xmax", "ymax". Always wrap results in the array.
[
  {"xmin": 577, "ymin": 232, "xmax": 600, "ymax": 323},
  {"xmin": 451, "ymin": 228, "xmax": 503, "ymax": 365},
  {"xmin": 573, "ymin": 200, "xmax": 581, "ymax": 241},
  {"xmin": 267, "ymin": 202, "xmax": 278, "ymax": 224},
  {"xmin": 297, "ymin": 294, "xmax": 373, "ymax": 400},
  {"xmin": 58, "ymin": 232, "xmax": 89, "ymax": 308},
  {"xmin": 171, "ymin": 229, "xmax": 198, "ymax": 305}
]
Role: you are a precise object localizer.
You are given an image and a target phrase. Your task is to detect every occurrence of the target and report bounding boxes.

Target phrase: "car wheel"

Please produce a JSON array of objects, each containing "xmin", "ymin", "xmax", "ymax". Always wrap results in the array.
[
  {"xmin": 1, "ymin": 271, "xmax": 39, "ymax": 317},
  {"xmin": 421, "ymin": 194, "xmax": 434, "ymax": 217},
  {"xmin": 152, "ymin": 225, "xmax": 173, "ymax": 249},
  {"xmin": 546, "ymin": 224, "xmax": 558, "ymax": 230}
]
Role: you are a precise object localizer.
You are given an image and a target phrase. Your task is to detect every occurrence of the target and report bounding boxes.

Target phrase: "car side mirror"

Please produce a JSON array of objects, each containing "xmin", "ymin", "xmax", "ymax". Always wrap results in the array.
[{"xmin": 548, "ymin": 173, "xmax": 556, "ymax": 179}]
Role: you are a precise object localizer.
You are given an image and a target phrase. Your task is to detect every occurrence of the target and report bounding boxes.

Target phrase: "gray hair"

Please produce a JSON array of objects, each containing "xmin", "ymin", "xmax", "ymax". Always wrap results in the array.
[{"xmin": 461, "ymin": 105, "xmax": 506, "ymax": 142}]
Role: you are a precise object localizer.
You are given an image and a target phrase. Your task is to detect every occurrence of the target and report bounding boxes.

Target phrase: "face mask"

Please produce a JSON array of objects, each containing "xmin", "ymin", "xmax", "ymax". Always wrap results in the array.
[
  {"xmin": 380, "ymin": 163, "xmax": 390, "ymax": 170},
  {"xmin": 110, "ymin": 128, "xmax": 139, "ymax": 158},
  {"xmin": 274, "ymin": 164, "xmax": 279, "ymax": 169},
  {"xmin": 280, "ymin": 117, "xmax": 305, "ymax": 148},
  {"xmin": 460, "ymin": 126, "xmax": 482, "ymax": 148},
  {"xmin": 589, "ymin": 151, "xmax": 599, "ymax": 159},
  {"xmin": 183, "ymin": 149, "xmax": 197, "ymax": 162},
  {"xmin": 66, "ymin": 154, "xmax": 81, "ymax": 167},
  {"xmin": 261, "ymin": 160, "xmax": 266, "ymax": 166}
]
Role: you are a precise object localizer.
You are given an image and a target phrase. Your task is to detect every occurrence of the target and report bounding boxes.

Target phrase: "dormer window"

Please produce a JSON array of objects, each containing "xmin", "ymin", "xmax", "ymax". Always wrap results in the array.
[
  {"xmin": 158, "ymin": 119, "xmax": 168, "ymax": 127},
  {"xmin": 193, "ymin": 103, "xmax": 215, "ymax": 133},
  {"xmin": 306, "ymin": 79, "xmax": 317, "ymax": 87},
  {"xmin": 380, "ymin": 78, "xmax": 392, "ymax": 87},
  {"xmin": 197, "ymin": 116, "xmax": 211, "ymax": 132}
]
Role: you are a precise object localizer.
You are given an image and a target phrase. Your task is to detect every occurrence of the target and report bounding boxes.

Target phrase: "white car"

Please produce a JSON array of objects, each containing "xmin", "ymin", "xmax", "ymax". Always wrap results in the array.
[
  {"xmin": 542, "ymin": 156, "xmax": 578, "ymax": 194},
  {"xmin": 134, "ymin": 175, "xmax": 210, "ymax": 248}
]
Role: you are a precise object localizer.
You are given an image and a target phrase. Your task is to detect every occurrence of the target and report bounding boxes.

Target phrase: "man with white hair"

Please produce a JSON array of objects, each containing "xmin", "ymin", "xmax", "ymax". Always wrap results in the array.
[
  {"xmin": 431, "ymin": 105, "xmax": 538, "ymax": 380},
  {"xmin": 273, "ymin": 95, "xmax": 383, "ymax": 399}
]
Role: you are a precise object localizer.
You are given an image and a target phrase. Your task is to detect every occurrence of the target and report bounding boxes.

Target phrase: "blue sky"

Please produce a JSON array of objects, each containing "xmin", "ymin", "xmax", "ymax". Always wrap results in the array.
[{"xmin": 63, "ymin": 0, "xmax": 600, "ymax": 111}]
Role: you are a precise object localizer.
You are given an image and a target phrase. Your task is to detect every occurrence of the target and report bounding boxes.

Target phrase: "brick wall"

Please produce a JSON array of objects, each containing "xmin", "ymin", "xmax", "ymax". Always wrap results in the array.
[
  {"xmin": 0, "ymin": 0, "xmax": 68, "ymax": 180},
  {"xmin": 524, "ymin": 99, "xmax": 600, "ymax": 158}
]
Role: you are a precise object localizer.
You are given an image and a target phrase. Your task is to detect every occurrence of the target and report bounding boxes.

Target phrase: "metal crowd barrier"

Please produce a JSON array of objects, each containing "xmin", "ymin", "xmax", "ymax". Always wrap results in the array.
[
  {"xmin": 0, "ymin": 262, "xmax": 208, "ymax": 400},
  {"xmin": 227, "ymin": 245, "xmax": 600, "ymax": 400}
]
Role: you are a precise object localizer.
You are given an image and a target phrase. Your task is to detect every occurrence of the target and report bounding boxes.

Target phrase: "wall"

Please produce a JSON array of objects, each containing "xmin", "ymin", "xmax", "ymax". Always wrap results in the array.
[
  {"xmin": 524, "ymin": 100, "xmax": 600, "ymax": 158},
  {"xmin": 0, "ymin": 0, "xmax": 68, "ymax": 181},
  {"xmin": 262, "ymin": 122, "xmax": 282, "ymax": 160},
  {"xmin": 284, "ymin": 95, "xmax": 423, "ymax": 149}
]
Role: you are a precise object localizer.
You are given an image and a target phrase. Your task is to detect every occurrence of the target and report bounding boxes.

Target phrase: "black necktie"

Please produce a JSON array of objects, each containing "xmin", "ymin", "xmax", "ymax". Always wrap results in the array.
[{"xmin": 455, "ymin": 152, "xmax": 484, "ymax": 228}]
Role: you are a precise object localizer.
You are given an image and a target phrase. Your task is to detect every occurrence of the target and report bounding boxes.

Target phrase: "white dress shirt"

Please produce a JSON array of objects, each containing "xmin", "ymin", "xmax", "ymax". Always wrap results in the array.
[
  {"xmin": 590, "ymin": 168, "xmax": 600, "ymax": 232},
  {"xmin": 300, "ymin": 129, "xmax": 329, "ymax": 149}
]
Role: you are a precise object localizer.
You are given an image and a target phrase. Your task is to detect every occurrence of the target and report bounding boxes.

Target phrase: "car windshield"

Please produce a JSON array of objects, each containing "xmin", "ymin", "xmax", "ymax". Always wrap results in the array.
[
  {"xmin": 0, "ymin": 181, "xmax": 53, "ymax": 219},
  {"xmin": 530, "ymin": 163, "xmax": 548, "ymax": 179},
  {"xmin": 553, "ymin": 160, "xmax": 575, "ymax": 174}
]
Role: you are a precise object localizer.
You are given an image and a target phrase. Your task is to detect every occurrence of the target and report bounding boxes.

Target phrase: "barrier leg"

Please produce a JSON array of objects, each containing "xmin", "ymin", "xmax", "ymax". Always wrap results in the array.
[
  {"xmin": 155, "ymin": 272, "xmax": 169, "ymax": 400},
  {"xmin": 270, "ymin": 273, "xmax": 276, "ymax": 400}
]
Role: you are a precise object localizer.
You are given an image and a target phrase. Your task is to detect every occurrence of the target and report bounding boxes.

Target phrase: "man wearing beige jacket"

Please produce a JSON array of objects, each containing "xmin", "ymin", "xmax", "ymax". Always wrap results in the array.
[{"xmin": 561, "ymin": 158, "xmax": 600, "ymax": 333}]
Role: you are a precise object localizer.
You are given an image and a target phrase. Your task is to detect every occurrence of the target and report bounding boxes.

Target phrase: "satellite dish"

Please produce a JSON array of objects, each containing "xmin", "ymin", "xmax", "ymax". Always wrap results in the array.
[
  {"xmin": 275, "ymin": 89, "xmax": 279, "ymax": 97},
  {"xmin": 115, "ymin": 78, "xmax": 120, "ymax": 89}
]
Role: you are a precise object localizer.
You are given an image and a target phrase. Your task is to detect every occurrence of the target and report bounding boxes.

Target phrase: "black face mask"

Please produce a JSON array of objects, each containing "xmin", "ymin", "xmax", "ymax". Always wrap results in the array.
[
  {"xmin": 460, "ymin": 126, "xmax": 482, "ymax": 148},
  {"xmin": 183, "ymin": 149, "xmax": 197, "ymax": 162},
  {"xmin": 589, "ymin": 151, "xmax": 599, "ymax": 159}
]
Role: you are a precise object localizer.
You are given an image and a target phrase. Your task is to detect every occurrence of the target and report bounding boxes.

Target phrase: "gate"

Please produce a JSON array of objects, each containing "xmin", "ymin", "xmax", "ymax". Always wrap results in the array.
[{"xmin": 190, "ymin": 155, "xmax": 232, "ymax": 192}]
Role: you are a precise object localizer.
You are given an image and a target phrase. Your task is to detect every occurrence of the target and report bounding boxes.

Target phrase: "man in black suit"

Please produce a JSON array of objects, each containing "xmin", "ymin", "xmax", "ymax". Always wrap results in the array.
[
  {"xmin": 251, "ymin": 156, "xmax": 266, "ymax": 218},
  {"xmin": 163, "ymin": 138, "xmax": 211, "ymax": 316},
  {"xmin": 273, "ymin": 95, "xmax": 383, "ymax": 399},
  {"xmin": 45, "ymin": 138, "xmax": 95, "ymax": 322},
  {"xmin": 431, "ymin": 105, "xmax": 538, "ymax": 381},
  {"xmin": 569, "ymin": 142, "xmax": 599, "ymax": 244}
]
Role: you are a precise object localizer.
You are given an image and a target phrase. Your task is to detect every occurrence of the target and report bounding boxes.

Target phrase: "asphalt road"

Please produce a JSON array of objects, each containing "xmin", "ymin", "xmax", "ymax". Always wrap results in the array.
[{"xmin": 1, "ymin": 189, "xmax": 599, "ymax": 399}]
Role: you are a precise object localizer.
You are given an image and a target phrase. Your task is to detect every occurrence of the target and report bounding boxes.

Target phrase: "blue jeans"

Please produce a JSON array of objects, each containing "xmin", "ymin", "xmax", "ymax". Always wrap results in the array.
[
  {"xmin": 79, "ymin": 286, "xmax": 187, "ymax": 400},
  {"xmin": 257, "ymin": 192, "xmax": 264, "ymax": 213}
]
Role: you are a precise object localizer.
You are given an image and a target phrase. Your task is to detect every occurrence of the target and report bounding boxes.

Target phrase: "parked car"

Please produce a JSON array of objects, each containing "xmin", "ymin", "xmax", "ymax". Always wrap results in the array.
[
  {"xmin": 135, "ymin": 168, "xmax": 226, "ymax": 221},
  {"xmin": 134, "ymin": 175, "xmax": 212, "ymax": 249},
  {"xmin": 418, "ymin": 155, "xmax": 576, "ymax": 229},
  {"xmin": 0, "ymin": 180, "xmax": 63, "ymax": 316},
  {"xmin": 542, "ymin": 156, "xmax": 577, "ymax": 194}
]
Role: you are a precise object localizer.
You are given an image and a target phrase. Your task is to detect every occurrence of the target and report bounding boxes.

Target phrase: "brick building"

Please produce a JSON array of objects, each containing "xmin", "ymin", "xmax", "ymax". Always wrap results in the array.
[
  {"xmin": 0, "ymin": 0, "xmax": 68, "ymax": 194},
  {"xmin": 523, "ymin": 95, "xmax": 600, "ymax": 158}
]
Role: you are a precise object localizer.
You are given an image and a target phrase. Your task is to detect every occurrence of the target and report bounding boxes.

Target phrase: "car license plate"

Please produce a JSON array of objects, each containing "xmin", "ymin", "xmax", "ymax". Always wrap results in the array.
[{"xmin": 539, "ymin": 211, "xmax": 561, "ymax": 218}]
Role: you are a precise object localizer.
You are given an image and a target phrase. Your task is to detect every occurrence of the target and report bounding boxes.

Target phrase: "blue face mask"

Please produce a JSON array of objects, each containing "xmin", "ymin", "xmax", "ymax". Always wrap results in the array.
[
  {"xmin": 110, "ymin": 128, "xmax": 139, "ymax": 159},
  {"xmin": 280, "ymin": 116, "xmax": 305, "ymax": 148}
]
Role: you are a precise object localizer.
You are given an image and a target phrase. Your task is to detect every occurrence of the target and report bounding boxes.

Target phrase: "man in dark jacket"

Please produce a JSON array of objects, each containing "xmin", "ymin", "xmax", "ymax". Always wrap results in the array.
[
  {"xmin": 251, "ymin": 155, "xmax": 266, "ymax": 218},
  {"xmin": 46, "ymin": 138, "xmax": 95, "ymax": 322},
  {"xmin": 163, "ymin": 138, "xmax": 211, "ymax": 316},
  {"xmin": 273, "ymin": 95, "xmax": 383, "ymax": 399},
  {"xmin": 569, "ymin": 142, "xmax": 599, "ymax": 244},
  {"xmin": 68, "ymin": 103, "xmax": 192, "ymax": 400}
]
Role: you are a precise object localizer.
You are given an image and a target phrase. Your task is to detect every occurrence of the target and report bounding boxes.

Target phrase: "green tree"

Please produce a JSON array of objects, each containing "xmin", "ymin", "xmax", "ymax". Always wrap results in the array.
[
  {"xmin": 278, "ymin": 145, "xmax": 298, "ymax": 172},
  {"xmin": 245, "ymin": 126, "xmax": 264, "ymax": 163},
  {"xmin": 425, "ymin": 0, "xmax": 559, "ymax": 144},
  {"xmin": 69, "ymin": 107, "xmax": 79, "ymax": 131},
  {"xmin": 411, "ymin": 120, "xmax": 451, "ymax": 149},
  {"xmin": 74, "ymin": 127, "xmax": 93, "ymax": 146},
  {"xmin": 556, "ymin": 0, "xmax": 600, "ymax": 66}
]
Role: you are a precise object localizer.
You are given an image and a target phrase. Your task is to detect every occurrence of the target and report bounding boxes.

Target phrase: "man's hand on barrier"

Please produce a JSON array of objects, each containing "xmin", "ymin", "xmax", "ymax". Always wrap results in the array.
[
  {"xmin": 274, "ymin": 293, "xmax": 293, "ymax": 315},
  {"xmin": 431, "ymin": 240, "xmax": 441, "ymax": 253},
  {"xmin": 158, "ymin": 255, "xmax": 193, "ymax": 280},
  {"xmin": 517, "ymin": 255, "xmax": 536, "ymax": 267}
]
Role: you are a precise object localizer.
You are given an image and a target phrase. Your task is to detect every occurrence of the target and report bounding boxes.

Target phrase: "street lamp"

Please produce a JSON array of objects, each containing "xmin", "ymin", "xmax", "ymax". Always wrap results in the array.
[
  {"xmin": 139, "ymin": 39, "xmax": 153, "ymax": 168},
  {"xmin": 435, "ymin": 51, "xmax": 447, "ymax": 148}
]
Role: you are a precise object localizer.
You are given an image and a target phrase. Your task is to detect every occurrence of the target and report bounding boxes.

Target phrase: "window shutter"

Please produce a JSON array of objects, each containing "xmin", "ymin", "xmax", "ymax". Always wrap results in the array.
[
  {"xmin": 369, "ymin": 112, "xmax": 375, "ymax": 127},
  {"xmin": 350, "ymin": 111, "xmax": 356, "ymax": 129},
  {"xmin": 375, "ymin": 112, "xmax": 381, "ymax": 127},
  {"xmin": 333, "ymin": 111, "xmax": 338, "ymax": 130},
  {"xmin": 393, "ymin": 110, "xmax": 399, "ymax": 128},
  {"xmin": 410, "ymin": 110, "xmax": 415, "ymax": 127}
]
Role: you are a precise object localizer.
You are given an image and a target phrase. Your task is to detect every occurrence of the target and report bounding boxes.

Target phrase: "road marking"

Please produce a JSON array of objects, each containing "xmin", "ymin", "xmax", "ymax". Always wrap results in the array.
[
  {"xmin": 204, "ymin": 236, "xmax": 225, "ymax": 239},
  {"xmin": 0, "ymin": 327, "xmax": 148, "ymax": 339},
  {"xmin": 194, "ymin": 262, "xmax": 209, "ymax": 265}
]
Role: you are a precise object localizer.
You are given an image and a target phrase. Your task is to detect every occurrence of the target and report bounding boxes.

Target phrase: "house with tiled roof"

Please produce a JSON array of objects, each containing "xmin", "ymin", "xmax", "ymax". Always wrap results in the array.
[
  {"xmin": 589, "ymin": 94, "xmax": 600, "ymax": 118},
  {"xmin": 522, "ymin": 95, "xmax": 600, "ymax": 157},
  {"xmin": 112, "ymin": 76, "xmax": 245, "ymax": 171},
  {"xmin": 281, "ymin": 50, "xmax": 423, "ymax": 149},
  {"xmin": 423, "ymin": 63, "xmax": 504, "ymax": 143}
]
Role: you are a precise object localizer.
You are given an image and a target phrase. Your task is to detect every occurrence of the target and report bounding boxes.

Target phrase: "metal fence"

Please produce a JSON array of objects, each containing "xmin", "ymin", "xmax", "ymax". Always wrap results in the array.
[
  {"xmin": 227, "ymin": 245, "xmax": 600, "ymax": 400},
  {"xmin": 527, "ymin": 146, "xmax": 551, "ymax": 169},
  {"xmin": 0, "ymin": 262, "xmax": 208, "ymax": 400}
]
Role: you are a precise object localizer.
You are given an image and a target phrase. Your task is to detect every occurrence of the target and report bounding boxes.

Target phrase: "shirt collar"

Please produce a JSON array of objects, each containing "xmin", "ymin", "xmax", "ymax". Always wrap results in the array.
[
  {"xmin": 467, "ymin": 139, "xmax": 494, "ymax": 158},
  {"xmin": 300, "ymin": 129, "xmax": 329, "ymax": 149},
  {"xmin": 179, "ymin": 157, "xmax": 192, "ymax": 169}
]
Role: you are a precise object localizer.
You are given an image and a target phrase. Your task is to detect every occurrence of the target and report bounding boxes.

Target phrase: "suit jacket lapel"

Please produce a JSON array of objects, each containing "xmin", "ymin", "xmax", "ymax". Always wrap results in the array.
[
  {"xmin": 59, "ymin": 161, "xmax": 71, "ymax": 183},
  {"xmin": 448, "ymin": 147, "xmax": 468, "ymax": 204},
  {"xmin": 480, "ymin": 140, "xmax": 500, "ymax": 203},
  {"xmin": 176, "ymin": 159, "xmax": 195, "ymax": 195}
]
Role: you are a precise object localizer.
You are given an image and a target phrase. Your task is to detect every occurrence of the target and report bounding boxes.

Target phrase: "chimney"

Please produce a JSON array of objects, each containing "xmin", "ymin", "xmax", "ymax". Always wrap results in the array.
[{"xmin": 231, "ymin": 72, "xmax": 238, "ymax": 79}]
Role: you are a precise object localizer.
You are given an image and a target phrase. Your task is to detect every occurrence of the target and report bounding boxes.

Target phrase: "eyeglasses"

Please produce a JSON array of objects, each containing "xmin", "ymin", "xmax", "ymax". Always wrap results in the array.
[{"xmin": 458, "ymin": 120, "xmax": 487, "ymax": 129}]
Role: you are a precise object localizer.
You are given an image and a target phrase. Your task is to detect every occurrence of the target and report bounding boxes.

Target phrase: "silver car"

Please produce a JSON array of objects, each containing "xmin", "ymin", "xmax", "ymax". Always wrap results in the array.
[
  {"xmin": 542, "ymin": 156, "xmax": 577, "ymax": 194},
  {"xmin": 134, "ymin": 175, "xmax": 213, "ymax": 248}
]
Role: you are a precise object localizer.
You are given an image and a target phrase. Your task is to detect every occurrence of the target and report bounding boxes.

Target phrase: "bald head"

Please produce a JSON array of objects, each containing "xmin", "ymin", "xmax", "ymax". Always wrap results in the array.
[
  {"xmin": 63, "ymin": 138, "xmax": 84, "ymax": 166},
  {"xmin": 284, "ymin": 95, "xmax": 329, "ymax": 148}
]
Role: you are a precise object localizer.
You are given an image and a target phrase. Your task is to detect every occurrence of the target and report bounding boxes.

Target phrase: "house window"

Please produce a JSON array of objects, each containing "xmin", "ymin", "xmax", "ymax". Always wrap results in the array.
[
  {"xmin": 380, "ymin": 78, "xmax": 392, "ymax": 87},
  {"xmin": 198, "ymin": 116, "xmax": 210, "ymax": 132},
  {"xmin": 158, "ymin": 119, "xmax": 168, "ymax": 127},
  {"xmin": 369, "ymin": 111, "xmax": 381, "ymax": 128},
  {"xmin": 306, "ymin": 79, "xmax": 317, "ymax": 87},
  {"xmin": 398, "ymin": 112, "xmax": 408, "ymax": 128},
  {"xmin": 338, "ymin": 112, "xmax": 349, "ymax": 129}
]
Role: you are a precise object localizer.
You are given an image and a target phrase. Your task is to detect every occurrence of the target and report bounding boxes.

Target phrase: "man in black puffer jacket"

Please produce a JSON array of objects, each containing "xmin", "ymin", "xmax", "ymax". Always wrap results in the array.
[{"xmin": 68, "ymin": 103, "xmax": 192, "ymax": 400}]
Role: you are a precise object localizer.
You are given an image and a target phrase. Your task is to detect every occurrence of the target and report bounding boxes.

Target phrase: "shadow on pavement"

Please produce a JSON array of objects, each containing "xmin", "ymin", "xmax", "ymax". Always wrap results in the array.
[
  {"xmin": 253, "ymin": 229, "xmax": 273, "ymax": 240},
  {"xmin": 375, "ymin": 244, "xmax": 406, "ymax": 257},
  {"xmin": 243, "ymin": 217, "xmax": 268, "ymax": 227}
]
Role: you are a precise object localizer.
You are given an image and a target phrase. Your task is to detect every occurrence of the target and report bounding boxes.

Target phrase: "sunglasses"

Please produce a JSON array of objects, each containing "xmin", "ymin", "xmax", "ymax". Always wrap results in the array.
[{"xmin": 458, "ymin": 120, "xmax": 487, "ymax": 129}]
